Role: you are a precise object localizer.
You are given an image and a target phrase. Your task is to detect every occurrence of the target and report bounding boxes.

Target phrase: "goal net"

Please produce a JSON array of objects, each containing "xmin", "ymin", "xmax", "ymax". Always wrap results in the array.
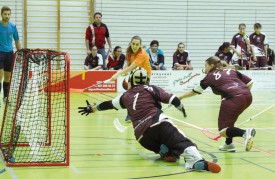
[{"xmin": 0, "ymin": 49, "xmax": 70, "ymax": 166}]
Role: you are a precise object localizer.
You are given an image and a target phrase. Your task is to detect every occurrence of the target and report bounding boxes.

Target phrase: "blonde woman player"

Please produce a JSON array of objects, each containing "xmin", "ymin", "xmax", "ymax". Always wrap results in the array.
[{"xmin": 110, "ymin": 36, "xmax": 151, "ymax": 83}]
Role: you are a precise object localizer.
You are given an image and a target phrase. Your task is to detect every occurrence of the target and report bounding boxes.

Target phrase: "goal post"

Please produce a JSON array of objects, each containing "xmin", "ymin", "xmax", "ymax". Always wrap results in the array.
[{"xmin": 0, "ymin": 49, "xmax": 70, "ymax": 166}]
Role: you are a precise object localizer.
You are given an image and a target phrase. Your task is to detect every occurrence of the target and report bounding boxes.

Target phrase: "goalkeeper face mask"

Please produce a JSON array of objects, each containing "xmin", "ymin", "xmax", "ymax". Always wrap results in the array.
[{"xmin": 129, "ymin": 67, "xmax": 148, "ymax": 86}]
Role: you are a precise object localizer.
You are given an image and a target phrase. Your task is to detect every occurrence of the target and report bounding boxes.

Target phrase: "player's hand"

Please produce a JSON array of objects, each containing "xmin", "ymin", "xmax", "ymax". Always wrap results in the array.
[
  {"xmin": 78, "ymin": 100, "xmax": 96, "ymax": 116},
  {"xmin": 253, "ymin": 56, "xmax": 257, "ymax": 62},
  {"xmin": 87, "ymin": 50, "xmax": 91, "ymax": 55},
  {"xmin": 176, "ymin": 103, "xmax": 187, "ymax": 118},
  {"xmin": 110, "ymin": 72, "xmax": 119, "ymax": 81}
]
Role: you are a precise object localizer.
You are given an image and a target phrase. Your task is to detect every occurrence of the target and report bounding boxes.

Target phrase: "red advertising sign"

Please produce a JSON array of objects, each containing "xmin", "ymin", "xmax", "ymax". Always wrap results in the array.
[{"xmin": 70, "ymin": 71, "xmax": 117, "ymax": 92}]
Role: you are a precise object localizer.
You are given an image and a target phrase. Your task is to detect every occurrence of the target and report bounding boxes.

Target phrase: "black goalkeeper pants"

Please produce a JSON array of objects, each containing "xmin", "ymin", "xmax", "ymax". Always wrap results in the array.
[{"xmin": 138, "ymin": 121, "xmax": 195, "ymax": 158}]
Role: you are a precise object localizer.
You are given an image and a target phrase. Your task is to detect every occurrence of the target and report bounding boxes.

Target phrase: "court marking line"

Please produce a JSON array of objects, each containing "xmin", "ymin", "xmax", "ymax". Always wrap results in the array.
[
  {"xmin": 128, "ymin": 170, "xmax": 195, "ymax": 179},
  {"xmin": 0, "ymin": 156, "xmax": 17, "ymax": 179},
  {"xmin": 127, "ymin": 149, "xmax": 218, "ymax": 178},
  {"xmin": 117, "ymin": 140, "xmax": 171, "ymax": 171},
  {"xmin": 172, "ymin": 118, "xmax": 275, "ymax": 156},
  {"xmin": 70, "ymin": 164, "xmax": 80, "ymax": 173},
  {"xmin": 258, "ymin": 128, "xmax": 275, "ymax": 135},
  {"xmin": 241, "ymin": 158, "xmax": 275, "ymax": 173}
]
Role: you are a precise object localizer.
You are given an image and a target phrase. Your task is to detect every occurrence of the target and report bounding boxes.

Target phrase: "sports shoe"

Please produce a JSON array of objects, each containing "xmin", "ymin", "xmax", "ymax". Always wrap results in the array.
[
  {"xmin": 193, "ymin": 160, "xmax": 221, "ymax": 173},
  {"xmin": 159, "ymin": 144, "xmax": 177, "ymax": 162},
  {"xmin": 243, "ymin": 128, "xmax": 256, "ymax": 151},
  {"xmin": 125, "ymin": 114, "xmax": 131, "ymax": 123},
  {"xmin": 219, "ymin": 143, "xmax": 236, "ymax": 152}
]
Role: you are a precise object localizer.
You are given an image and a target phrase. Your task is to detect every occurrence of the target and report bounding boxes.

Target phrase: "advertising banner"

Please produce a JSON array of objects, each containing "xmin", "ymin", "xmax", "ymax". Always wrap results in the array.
[
  {"xmin": 117, "ymin": 70, "xmax": 275, "ymax": 92},
  {"xmin": 70, "ymin": 71, "xmax": 117, "ymax": 92}
]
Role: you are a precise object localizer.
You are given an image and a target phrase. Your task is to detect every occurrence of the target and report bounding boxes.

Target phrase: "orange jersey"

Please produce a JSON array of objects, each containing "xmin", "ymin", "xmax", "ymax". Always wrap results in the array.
[{"xmin": 126, "ymin": 49, "xmax": 152, "ymax": 78}]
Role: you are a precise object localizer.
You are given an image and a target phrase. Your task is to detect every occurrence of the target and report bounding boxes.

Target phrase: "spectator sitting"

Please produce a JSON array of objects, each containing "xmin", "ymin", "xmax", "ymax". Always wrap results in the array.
[
  {"xmin": 215, "ymin": 42, "xmax": 233, "ymax": 64},
  {"xmin": 107, "ymin": 46, "xmax": 125, "ymax": 70},
  {"xmin": 146, "ymin": 40, "xmax": 166, "ymax": 70},
  {"xmin": 173, "ymin": 42, "xmax": 193, "ymax": 70},
  {"xmin": 84, "ymin": 45, "xmax": 103, "ymax": 70}
]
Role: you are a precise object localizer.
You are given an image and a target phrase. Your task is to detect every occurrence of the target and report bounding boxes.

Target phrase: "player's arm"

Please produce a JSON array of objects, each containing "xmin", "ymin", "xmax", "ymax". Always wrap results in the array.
[
  {"xmin": 178, "ymin": 90, "xmax": 197, "ymax": 100},
  {"xmin": 170, "ymin": 95, "xmax": 187, "ymax": 117},
  {"xmin": 107, "ymin": 37, "xmax": 112, "ymax": 52},
  {"xmin": 90, "ymin": 65, "xmax": 102, "ymax": 70},
  {"xmin": 178, "ymin": 81, "xmax": 206, "ymax": 100},
  {"xmin": 236, "ymin": 71, "xmax": 253, "ymax": 90},
  {"xmin": 187, "ymin": 61, "xmax": 193, "ymax": 69},
  {"xmin": 84, "ymin": 65, "xmax": 89, "ymax": 70},
  {"xmin": 15, "ymin": 40, "xmax": 21, "ymax": 50},
  {"xmin": 91, "ymin": 54, "xmax": 103, "ymax": 70},
  {"xmin": 250, "ymin": 45, "xmax": 257, "ymax": 61},
  {"xmin": 85, "ymin": 27, "xmax": 92, "ymax": 55},
  {"xmin": 110, "ymin": 61, "xmax": 137, "ymax": 81},
  {"xmin": 151, "ymin": 86, "xmax": 187, "ymax": 117},
  {"xmin": 264, "ymin": 44, "xmax": 268, "ymax": 59},
  {"xmin": 78, "ymin": 95, "xmax": 125, "ymax": 116},
  {"xmin": 230, "ymin": 45, "xmax": 241, "ymax": 57}
]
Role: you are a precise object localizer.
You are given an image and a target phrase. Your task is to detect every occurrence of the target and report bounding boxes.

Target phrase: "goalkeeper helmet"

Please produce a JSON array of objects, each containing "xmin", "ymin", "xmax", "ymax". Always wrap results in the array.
[{"xmin": 129, "ymin": 67, "xmax": 148, "ymax": 86}]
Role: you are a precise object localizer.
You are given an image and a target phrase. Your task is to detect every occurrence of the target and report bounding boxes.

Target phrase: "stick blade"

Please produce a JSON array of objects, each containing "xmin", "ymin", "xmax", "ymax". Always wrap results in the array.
[{"xmin": 113, "ymin": 118, "xmax": 127, "ymax": 133}]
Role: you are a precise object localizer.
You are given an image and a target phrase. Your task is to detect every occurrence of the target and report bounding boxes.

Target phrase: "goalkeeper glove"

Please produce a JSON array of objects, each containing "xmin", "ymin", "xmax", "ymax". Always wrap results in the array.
[
  {"xmin": 176, "ymin": 103, "xmax": 187, "ymax": 118},
  {"xmin": 78, "ymin": 100, "xmax": 96, "ymax": 116}
]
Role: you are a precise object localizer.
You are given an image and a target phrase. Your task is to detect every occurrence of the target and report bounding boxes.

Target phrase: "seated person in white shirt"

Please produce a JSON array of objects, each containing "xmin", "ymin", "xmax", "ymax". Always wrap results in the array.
[{"xmin": 84, "ymin": 45, "xmax": 103, "ymax": 70}]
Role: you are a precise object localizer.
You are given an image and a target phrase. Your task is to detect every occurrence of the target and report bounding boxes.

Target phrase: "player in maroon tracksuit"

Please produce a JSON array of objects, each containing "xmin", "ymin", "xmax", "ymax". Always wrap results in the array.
[
  {"xmin": 172, "ymin": 42, "xmax": 193, "ymax": 70},
  {"xmin": 179, "ymin": 56, "xmax": 256, "ymax": 152},
  {"xmin": 249, "ymin": 23, "xmax": 269, "ymax": 68},
  {"xmin": 78, "ymin": 67, "xmax": 221, "ymax": 173},
  {"xmin": 215, "ymin": 42, "xmax": 233, "ymax": 64},
  {"xmin": 230, "ymin": 23, "xmax": 252, "ymax": 69}
]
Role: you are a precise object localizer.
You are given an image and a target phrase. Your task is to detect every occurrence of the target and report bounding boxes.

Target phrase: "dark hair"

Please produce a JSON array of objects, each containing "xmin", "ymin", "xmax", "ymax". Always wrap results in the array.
[
  {"xmin": 126, "ymin": 36, "xmax": 142, "ymax": 54},
  {"xmin": 177, "ymin": 42, "xmax": 185, "ymax": 48},
  {"xmin": 150, "ymin": 40, "xmax": 159, "ymax": 47},
  {"xmin": 176, "ymin": 42, "xmax": 185, "ymax": 53},
  {"xmin": 1, "ymin": 6, "xmax": 11, "ymax": 15},
  {"xmin": 114, "ymin": 46, "xmax": 122, "ymax": 52},
  {"xmin": 254, "ymin": 23, "xmax": 262, "ymax": 29},
  {"xmin": 239, "ymin": 23, "xmax": 246, "ymax": 28},
  {"xmin": 94, "ymin": 12, "xmax": 102, "ymax": 18},
  {"xmin": 218, "ymin": 42, "xmax": 230, "ymax": 51},
  {"xmin": 90, "ymin": 45, "xmax": 97, "ymax": 51},
  {"xmin": 205, "ymin": 56, "xmax": 228, "ymax": 72}
]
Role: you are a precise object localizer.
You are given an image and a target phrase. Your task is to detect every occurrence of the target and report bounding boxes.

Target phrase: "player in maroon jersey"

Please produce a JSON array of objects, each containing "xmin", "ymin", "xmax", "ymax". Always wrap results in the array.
[
  {"xmin": 172, "ymin": 42, "xmax": 193, "ymax": 70},
  {"xmin": 249, "ymin": 23, "xmax": 269, "ymax": 68},
  {"xmin": 215, "ymin": 42, "xmax": 233, "ymax": 64},
  {"xmin": 179, "ymin": 56, "xmax": 256, "ymax": 152},
  {"xmin": 230, "ymin": 23, "xmax": 252, "ymax": 70},
  {"xmin": 78, "ymin": 67, "xmax": 221, "ymax": 173}
]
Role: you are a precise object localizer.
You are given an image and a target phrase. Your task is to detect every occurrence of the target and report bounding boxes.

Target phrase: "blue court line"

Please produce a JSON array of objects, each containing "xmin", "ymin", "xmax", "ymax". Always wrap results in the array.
[{"xmin": 70, "ymin": 164, "xmax": 80, "ymax": 173}]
